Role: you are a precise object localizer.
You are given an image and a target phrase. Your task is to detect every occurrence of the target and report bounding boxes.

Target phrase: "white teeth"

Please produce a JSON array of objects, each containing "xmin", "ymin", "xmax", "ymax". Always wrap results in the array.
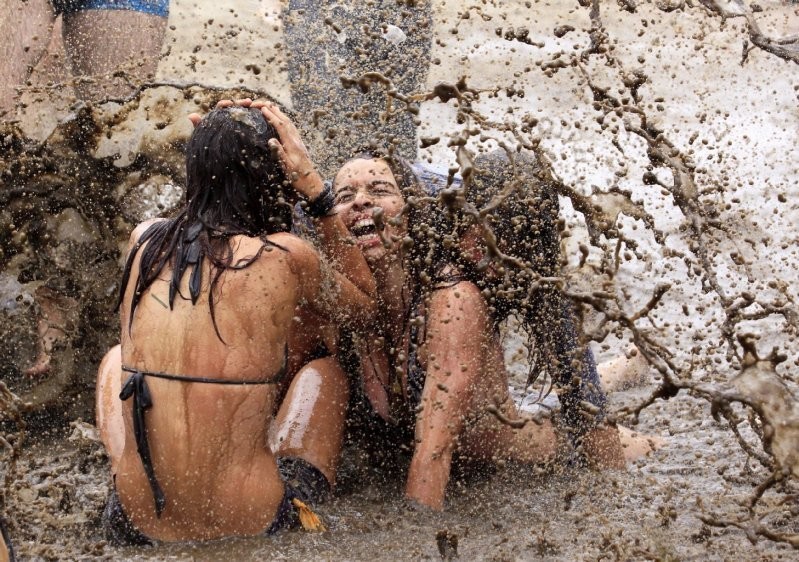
[{"xmin": 354, "ymin": 218, "xmax": 374, "ymax": 229}]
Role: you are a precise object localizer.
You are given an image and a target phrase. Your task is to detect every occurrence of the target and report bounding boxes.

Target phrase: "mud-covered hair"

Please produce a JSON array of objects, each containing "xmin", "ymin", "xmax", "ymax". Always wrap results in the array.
[
  {"xmin": 464, "ymin": 150, "xmax": 561, "ymax": 280},
  {"xmin": 118, "ymin": 107, "xmax": 291, "ymax": 340},
  {"xmin": 455, "ymin": 149, "xmax": 567, "ymax": 387},
  {"xmin": 460, "ymin": 150, "xmax": 606, "ymax": 432}
]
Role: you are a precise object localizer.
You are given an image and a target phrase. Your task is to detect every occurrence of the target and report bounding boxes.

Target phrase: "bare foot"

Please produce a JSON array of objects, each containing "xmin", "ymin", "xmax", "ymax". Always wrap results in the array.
[
  {"xmin": 597, "ymin": 346, "xmax": 650, "ymax": 393},
  {"xmin": 23, "ymin": 317, "xmax": 66, "ymax": 376},
  {"xmin": 23, "ymin": 354, "xmax": 53, "ymax": 377},
  {"xmin": 618, "ymin": 425, "xmax": 664, "ymax": 462},
  {"xmin": 23, "ymin": 287, "xmax": 76, "ymax": 377}
]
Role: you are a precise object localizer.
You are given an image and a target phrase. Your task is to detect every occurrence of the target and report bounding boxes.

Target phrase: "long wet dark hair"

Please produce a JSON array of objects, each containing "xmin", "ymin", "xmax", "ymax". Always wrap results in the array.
[
  {"xmin": 447, "ymin": 149, "xmax": 568, "ymax": 388},
  {"xmin": 118, "ymin": 107, "xmax": 291, "ymax": 339},
  {"xmin": 457, "ymin": 150, "xmax": 607, "ymax": 434}
]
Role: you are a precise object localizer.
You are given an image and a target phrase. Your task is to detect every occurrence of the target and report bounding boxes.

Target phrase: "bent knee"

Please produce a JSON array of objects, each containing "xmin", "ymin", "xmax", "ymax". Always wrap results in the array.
[{"xmin": 299, "ymin": 357, "xmax": 348, "ymax": 392}]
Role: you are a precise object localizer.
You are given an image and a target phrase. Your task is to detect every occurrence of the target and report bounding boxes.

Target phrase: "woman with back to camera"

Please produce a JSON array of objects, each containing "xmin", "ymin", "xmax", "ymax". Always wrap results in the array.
[
  {"xmin": 94, "ymin": 102, "xmax": 376, "ymax": 543},
  {"xmin": 332, "ymin": 147, "xmax": 657, "ymax": 510}
]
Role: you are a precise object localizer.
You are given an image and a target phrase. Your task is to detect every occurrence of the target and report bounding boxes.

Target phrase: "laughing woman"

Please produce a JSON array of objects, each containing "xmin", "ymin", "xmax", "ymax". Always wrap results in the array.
[
  {"xmin": 94, "ymin": 103, "xmax": 376, "ymax": 543},
  {"xmin": 332, "ymin": 148, "xmax": 656, "ymax": 510}
]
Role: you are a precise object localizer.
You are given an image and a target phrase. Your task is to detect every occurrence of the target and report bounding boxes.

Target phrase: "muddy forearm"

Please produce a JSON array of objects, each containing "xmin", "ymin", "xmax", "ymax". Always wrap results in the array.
[
  {"xmin": 406, "ymin": 379, "xmax": 472, "ymax": 510},
  {"xmin": 313, "ymin": 213, "xmax": 377, "ymax": 300},
  {"xmin": 405, "ymin": 283, "xmax": 489, "ymax": 509}
]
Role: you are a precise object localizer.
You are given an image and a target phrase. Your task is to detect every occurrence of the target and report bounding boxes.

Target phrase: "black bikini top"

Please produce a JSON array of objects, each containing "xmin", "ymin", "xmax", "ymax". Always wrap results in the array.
[{"xmin": 119, "ymin": 350, "xmax": 288, "ymax": 517}]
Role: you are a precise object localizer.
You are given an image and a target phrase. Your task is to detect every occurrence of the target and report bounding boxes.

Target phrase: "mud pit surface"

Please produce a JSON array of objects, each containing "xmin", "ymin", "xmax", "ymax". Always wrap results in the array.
[
  {"xmin": 4, "ymin": 388, "xmax": 797, "ymax": 560},
  {"xmin": 2, "ymin": 0, "xmax": 799, "ymax": 559}
]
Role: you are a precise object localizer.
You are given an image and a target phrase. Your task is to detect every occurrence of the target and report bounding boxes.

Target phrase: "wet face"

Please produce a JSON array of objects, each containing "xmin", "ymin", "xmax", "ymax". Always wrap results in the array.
[{"xmin": 333, "ymin": 158, "xmax": 407, "ymax": 265}]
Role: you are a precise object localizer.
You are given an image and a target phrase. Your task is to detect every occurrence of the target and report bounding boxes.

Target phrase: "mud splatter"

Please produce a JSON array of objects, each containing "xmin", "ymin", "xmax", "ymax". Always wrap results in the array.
[{"xmin": 0, "ymin": 0, "xmax": 797, "ymax": 558}]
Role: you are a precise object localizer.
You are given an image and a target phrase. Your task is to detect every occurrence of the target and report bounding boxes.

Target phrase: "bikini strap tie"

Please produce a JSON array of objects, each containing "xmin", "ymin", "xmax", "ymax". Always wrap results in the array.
[{"xmin": 119, "ymin": 370, "xmax": 167, "ymax": 517}]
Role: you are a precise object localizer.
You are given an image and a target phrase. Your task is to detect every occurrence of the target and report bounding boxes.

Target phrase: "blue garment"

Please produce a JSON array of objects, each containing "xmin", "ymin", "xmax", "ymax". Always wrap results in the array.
[{"xmin": 51, "ymin": 0, "xmax": 169, "ymax": 17}]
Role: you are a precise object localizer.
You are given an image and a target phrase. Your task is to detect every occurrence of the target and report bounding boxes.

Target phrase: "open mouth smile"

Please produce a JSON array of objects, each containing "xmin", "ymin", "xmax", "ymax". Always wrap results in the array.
[{"xmin": 350, "ymin": 218, "xmax": 378, "ymax": 239}]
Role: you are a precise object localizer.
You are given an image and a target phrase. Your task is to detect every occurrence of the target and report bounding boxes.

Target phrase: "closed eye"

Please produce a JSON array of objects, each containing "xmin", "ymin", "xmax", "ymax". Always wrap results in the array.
[
  {"xmin": 370, "ymin": 187, "xmax": 394, "ymax": 196},
  {"xmin": 367, "ymin": 181, "xmax": 399, "ymax": 196},
  {"xmin": 334, "ymin": 190, "xmax": 354, "ymax": 204}
]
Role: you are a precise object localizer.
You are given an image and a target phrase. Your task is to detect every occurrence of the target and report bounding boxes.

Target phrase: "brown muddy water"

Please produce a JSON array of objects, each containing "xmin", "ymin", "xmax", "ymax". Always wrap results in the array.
[
  {"xmin": 4, "ymin": 384, "xmax": 797, "ymax": 560},
  {"xmin": 2, "ymin": 0, "xmax": 799, "ymax": 560}
]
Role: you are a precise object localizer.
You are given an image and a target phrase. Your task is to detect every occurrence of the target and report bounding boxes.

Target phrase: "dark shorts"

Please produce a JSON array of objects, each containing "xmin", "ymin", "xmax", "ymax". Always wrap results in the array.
[
  {"xmin": 102, "ymin": 487, "xmax": 153, "ymax": 546},
  {"xmin": 102, "ymin": 457, "xmax": 330, "ymax": 545},
  {"xmin": 51, "ymin": 0, "xmax": 169, "ymax": 17}
]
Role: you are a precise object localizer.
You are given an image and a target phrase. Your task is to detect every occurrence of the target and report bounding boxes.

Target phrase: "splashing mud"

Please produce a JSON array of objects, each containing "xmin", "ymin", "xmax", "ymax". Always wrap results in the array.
[{"xmin": 1, "ymin": 0, "xmax": 798, "ymax": 559}]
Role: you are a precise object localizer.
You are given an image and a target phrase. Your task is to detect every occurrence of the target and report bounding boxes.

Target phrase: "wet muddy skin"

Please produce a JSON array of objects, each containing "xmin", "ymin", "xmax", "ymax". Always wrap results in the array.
[{"xmin": 2, "ymin": 0, "xmax": 799, "ymax": 559}]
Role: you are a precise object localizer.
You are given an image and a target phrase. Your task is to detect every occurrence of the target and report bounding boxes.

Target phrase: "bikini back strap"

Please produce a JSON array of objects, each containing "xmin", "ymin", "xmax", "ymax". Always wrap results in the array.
[
  {"xmin": 119, "ymin": 370, "xmax": 166, "ymax": 517},
  {"xmin": 121, "ymin": 367, "xmax": 275, "ymax": 385},
  {"xmin": 120, "ymin": 344, "xmax": 288, "ymax": 386},
  {"xmin": 117, "ymin": 351, "xmax": 289, "ymax": 517}
]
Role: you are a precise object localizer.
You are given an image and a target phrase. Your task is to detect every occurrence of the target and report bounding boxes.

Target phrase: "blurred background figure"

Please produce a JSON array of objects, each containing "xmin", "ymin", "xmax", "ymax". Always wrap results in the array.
[
  {"xmin": 0, "ymin": 0, "xmax": 169, "ymax": 117},
  {"xmin": 284, "ymin": 0, "xmax": 432, "ymax": 175}
]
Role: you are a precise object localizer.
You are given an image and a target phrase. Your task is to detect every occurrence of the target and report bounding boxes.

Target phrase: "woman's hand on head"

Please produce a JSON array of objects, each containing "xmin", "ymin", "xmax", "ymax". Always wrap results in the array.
[
  {"xmin": 187, "ymin": 98, "xmax": 267, "ymax": 127},
  {"xmin": 259, "ymin": 102, "xmax": 324, "ymax": 201},
  {"xmin": 186, "ymin": 99, "xmax": 323, "ymax": 198}
]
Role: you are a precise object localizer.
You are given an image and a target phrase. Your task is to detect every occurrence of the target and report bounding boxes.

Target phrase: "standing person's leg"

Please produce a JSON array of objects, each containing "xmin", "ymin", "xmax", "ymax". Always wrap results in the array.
[
  {"xmin": 0, "ymin": 0, "xmax": 56, "ymax": 116},
  {"xmin": 269, "ymin": 356, "xmax": 349, "ymax": 489},
  {"xmin": 62, "ymin": 4, "xmax": 167, "ymax": 102}
]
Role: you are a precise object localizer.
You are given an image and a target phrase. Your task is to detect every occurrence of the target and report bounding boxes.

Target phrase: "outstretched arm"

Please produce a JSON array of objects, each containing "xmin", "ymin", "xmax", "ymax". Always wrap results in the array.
[{"xmin": 405, "ymin": 281, "xmax": 491, "ymax": 510}]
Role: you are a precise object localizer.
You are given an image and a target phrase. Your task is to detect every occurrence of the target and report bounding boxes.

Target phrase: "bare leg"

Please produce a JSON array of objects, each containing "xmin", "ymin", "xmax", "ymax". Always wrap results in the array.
[
  {"xmin": 617, "ymin": 425, "xmax": 663, "ymax": 461},
  {"xmin": 580, "ymin": 424, "xmax": 626, "ymax": 469},
  {"xmin": 462, "ymin": 398, "xmax": 560, "ymax": 466},
  {"xmin": 96, "ymin": 344, "xmax": 125, "ymax": 475},
  {"xmin": 269, "ymin": 356, "xmax": 349, "ymax": 484},
  {"xmin": 0, "ymin": 0, "xmax": 56, "ymax": 117},
  {"xmin": 62, "ymin": 10, "xmax": 166, "ymax": 102}
]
